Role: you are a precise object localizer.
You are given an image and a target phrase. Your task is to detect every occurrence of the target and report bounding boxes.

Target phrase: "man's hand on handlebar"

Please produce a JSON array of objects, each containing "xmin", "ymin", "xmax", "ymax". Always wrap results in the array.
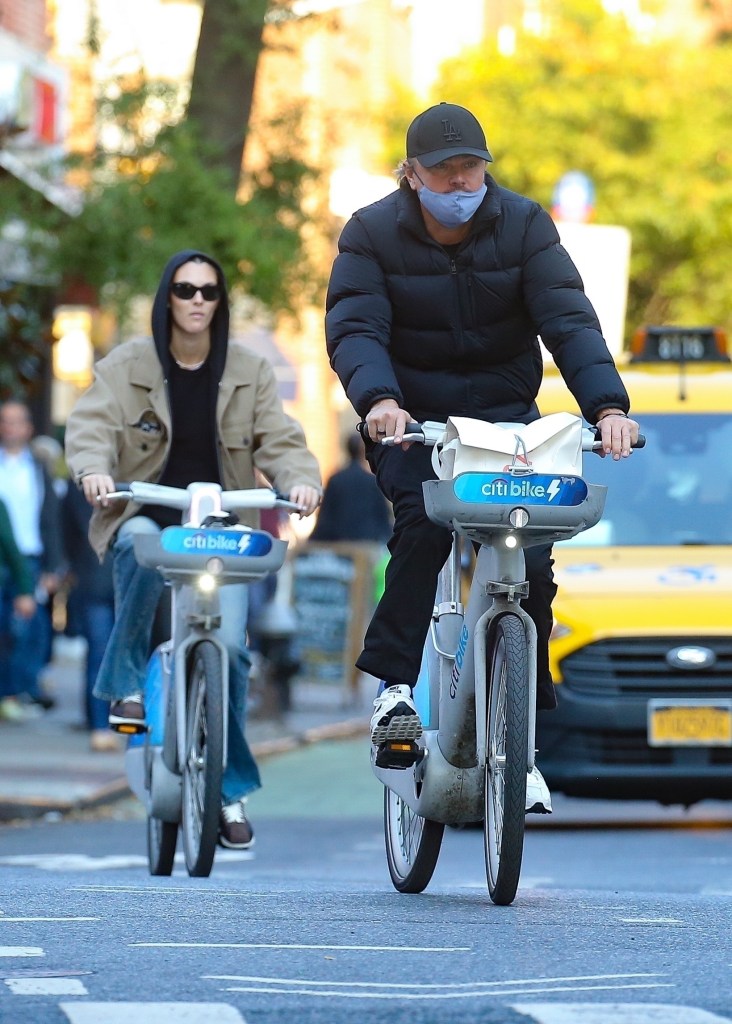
[
  {"xmin": 365, "ymin": 398, "xmax": 416, "ymax": 449},
  {"xmin": 288, "ymin": 484, "xmax": 321, "ymax": 518},
  {"xmin": 82, "ymin": 473, "xmax": 116, "ymax": 507},
  {"xmin": 594, "ymin": 411, "xmax": 641, "ymax": 461}
]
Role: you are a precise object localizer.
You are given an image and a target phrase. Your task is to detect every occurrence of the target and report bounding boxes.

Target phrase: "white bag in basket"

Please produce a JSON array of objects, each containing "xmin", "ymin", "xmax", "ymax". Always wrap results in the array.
[{"xmin": 432, "ymin": 412, "xmax": 583, "ymax": 480}]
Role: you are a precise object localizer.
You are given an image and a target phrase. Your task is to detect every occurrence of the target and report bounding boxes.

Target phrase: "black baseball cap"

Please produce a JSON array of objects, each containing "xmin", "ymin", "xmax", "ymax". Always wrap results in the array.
[{"xmin": 406, "ymin": 102, "xmax": 493, "ymax": 167}]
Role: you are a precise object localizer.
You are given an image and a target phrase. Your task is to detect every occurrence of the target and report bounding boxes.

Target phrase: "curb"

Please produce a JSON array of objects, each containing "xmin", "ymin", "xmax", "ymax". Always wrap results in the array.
[{"xmin": 0, "ymin": 719, "xmax": 369, "ymax": 824}]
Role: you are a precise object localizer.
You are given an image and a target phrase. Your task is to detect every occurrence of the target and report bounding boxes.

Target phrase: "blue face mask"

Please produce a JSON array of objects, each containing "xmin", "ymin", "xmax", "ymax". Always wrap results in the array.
[{"xmin": 415, "ymin": 178, "xmax": 487, "ymax": 228}]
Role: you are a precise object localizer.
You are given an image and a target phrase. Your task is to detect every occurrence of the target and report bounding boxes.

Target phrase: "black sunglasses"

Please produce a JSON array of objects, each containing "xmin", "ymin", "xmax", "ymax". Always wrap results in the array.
[{"xmin": 171, "ymin": 281, "xmax": 220, "ymax": 301}]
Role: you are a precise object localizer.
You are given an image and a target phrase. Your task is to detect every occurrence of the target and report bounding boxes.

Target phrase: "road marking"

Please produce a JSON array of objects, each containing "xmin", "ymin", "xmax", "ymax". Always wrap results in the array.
[
  {"xmin": 0, "ymin": 850, "xmax": 254, "ymax": 872},
  {"xmin": 60, "ymin": 1004, "xmax": 247, "ymax": 1023},
  {"xmin": 511, "ymin": 1004, "xmax": 732, "ymax": 1023},
  {"xmin": 202, "ymin": 973, "xmax": 672, "ymax": 1001},
  {"xmin": 0, "ymin": 921, "xmax": 98, "ymax": 929},
  {"xmin": 619, "ymin": 917, "xmax": 683, "ymax": 924},
  {"xmin": 205, "ymin": 972, "xmax": 663, "ymax": 990},
  {"xmin": 0, "ymin": 947, "xmax": 44, "ymax": 957},
  {"xmin": 461, "ymin": 877, "xmax": 553, "ymax": 889},
  {"xmin": 220, "ymin": 981, "xmax": 672, "ymax": 1000},
  {"xmin": 5, "ymin": 977, "xmax": 88, "ymax": 995},
  {"xmin": 0, "ymin": 854, "xmax": 149, "ymax": 871},
  {"xmin": 135, "ymin": 942, "xmax": 469, "ymax": 952},
  {"xmin": 74, "ymin": 885, "xmax": 274, "ymax": 896}
]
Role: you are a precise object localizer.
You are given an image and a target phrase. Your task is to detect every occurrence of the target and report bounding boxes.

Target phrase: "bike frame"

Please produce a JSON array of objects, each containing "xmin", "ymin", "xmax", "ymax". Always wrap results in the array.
[
  {"xmin": 124, "ymin": 481, "xmax": 291, "ymax": 824},
  {"xmin": 372, "ymin": 432, "xmax": 607, "ymax": 826}
]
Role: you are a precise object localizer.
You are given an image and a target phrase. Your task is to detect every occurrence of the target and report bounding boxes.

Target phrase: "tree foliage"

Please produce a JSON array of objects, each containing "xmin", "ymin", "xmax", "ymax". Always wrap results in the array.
[
  {"xmin": 2, "ymin": 1, "xmax": 319, "ymax": 325},
  {"xmin": 387, "ymin": 0, "xmax": 732, "ymax": 338}
]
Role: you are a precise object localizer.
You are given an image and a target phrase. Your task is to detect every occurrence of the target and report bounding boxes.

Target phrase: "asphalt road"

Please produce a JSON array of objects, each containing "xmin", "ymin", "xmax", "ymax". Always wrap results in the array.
[{"xmin": 1, "ymin": 737, "xmax": 732, "ymax": 1024}]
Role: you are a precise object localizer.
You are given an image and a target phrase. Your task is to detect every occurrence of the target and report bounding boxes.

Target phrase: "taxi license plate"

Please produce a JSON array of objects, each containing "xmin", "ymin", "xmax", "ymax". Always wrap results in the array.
[{"xmin": 647, "ymin": 699, "xmax": 732, "ymax": 747}]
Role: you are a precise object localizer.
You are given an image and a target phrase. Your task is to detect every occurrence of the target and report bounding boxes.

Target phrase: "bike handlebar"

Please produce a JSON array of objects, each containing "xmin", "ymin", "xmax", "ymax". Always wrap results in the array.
[
  {"xmin": 102, "ymin": 481, "xmax": 301, "ymax": 513},
  {"xmin": 357, "ymin": 420, "xmax": 646, "ymax": 451}
]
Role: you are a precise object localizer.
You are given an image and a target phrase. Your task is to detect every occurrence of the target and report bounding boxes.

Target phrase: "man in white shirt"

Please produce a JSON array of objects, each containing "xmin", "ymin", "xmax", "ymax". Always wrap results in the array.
[{"xmin": 0, "ymin": 400, "xmax": 65, "ymax": 711}]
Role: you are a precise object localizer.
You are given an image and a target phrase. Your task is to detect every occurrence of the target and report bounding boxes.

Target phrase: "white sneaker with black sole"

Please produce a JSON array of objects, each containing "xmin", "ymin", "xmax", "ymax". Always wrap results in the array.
[
  {"xmin": 370, "ymin": 684, "xmax": 423, "ymax": 745},
  {"xmin": 525, "ymin": 765, "xmax": 552, "ymax": 814}
]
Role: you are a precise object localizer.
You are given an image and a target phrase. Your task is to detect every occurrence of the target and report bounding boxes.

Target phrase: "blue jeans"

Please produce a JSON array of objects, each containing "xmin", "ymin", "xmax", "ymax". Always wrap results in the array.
[
  {"xmin": 93, "ymin": 518, "xmax": 261, "ymax": 803},
  {"xmin": 0, "ymin": 556, "xmax": 52, "ymax": 701},
  {"xmin": 74, "ymin": 595, "xmax": 115, "ymax": 731}
]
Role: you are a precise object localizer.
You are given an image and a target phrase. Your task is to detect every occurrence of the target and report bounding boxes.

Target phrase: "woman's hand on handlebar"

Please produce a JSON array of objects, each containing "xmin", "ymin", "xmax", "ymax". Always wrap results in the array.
[
  {"xmin": 594, "ymin": 412, "xmax": 641, "ymax": 460},
  {"xmin": 81, "ymin": 473, "xmax": 116, "ymax": 507},
  {"xmin": 365, "ymin": 398, "xmax": 415, "ymax": 449},
  {"xmin": 288, "ymin": 484, "xmax": 321, "ymax": 518}
]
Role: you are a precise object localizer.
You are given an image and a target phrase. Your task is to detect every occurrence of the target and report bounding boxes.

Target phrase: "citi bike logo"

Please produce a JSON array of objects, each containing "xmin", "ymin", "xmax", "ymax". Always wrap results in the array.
[
  {"xmin": 482, "ymin": 477, "xmax": 562, "ymax": 501},
  {"xmin": 162, "ymin": 528, "xmax": 272, "ymax": 557},
  {"xmin": 453, "ymin": 473, "xmax": 588, "ymax": 506},
  {"xmin": 450, "ymin": 624, "xmax": 470, "ymax": 697}
]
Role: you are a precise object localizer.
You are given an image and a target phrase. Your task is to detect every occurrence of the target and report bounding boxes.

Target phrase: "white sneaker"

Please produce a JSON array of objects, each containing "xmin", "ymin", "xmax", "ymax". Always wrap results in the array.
[
  {"xmin": 525, "ymin": 766, "xmax": 552, "ymax": 814},
  {"xmin": 370, "ymin": 684, "xmax": 423, "ymax": 745}
]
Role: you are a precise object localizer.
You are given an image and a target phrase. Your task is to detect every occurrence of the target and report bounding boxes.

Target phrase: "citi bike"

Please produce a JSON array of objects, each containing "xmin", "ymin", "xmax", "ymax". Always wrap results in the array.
[
  {"xmin": 370, "ymin": 412, "xmax": 643, "ymax": 905},
  {"xmin": 108, "ymin": 480, "xmax": 297, "ymax": 878}
]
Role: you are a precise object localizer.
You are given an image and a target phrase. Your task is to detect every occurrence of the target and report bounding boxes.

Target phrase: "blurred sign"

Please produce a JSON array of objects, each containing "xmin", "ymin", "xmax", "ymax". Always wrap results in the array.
[
  {"xmin": 552, "ymin": 171, "xmax": 595, "ymax": 223},
  {"xmin": 551, "ymin": 221, "xmax": 632, "ymax": 359}
]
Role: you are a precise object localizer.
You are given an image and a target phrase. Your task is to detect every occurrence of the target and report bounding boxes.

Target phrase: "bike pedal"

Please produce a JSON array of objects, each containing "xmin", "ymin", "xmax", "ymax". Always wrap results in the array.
[
  {"xmin": 112, "ymin": 722, "xmax": 148, "ymax": 736},
  {"xmin": 374, "ymin": 740, "xmax": 424, "ymax": 770}
]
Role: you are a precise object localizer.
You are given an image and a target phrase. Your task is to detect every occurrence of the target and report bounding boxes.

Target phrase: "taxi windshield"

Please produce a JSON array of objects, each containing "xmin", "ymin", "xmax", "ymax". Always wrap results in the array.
[{"xmin": 565, "ymin": 413, "xmax": 732, "ymax": 547}]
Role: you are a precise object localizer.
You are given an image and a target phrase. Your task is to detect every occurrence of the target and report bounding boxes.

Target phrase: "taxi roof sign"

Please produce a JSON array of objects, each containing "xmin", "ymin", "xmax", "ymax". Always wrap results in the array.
[{"xmin": 631, "ymin": 326, "xmax": 729, "ymax": 363}]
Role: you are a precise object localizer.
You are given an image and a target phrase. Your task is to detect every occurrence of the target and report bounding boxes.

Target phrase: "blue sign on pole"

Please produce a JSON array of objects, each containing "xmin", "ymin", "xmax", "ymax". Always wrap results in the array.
[{"xmin": 552, "ymin": 171, "xmax": 595, "ymax": 223}]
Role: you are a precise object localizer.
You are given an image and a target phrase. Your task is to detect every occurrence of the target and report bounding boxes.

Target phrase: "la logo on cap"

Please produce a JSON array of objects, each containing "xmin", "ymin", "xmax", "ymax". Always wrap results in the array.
[{"xmin": 442, "ymin": 119, "xmax": 462, "ymax": 142}]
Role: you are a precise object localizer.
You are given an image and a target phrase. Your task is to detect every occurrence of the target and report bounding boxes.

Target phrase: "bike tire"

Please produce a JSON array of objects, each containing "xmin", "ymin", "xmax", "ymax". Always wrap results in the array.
[
  {"xmin": 147, "ymin": 815, "xmax": 178, "ymax": 876},
  {"xmin": 384, "ymin": 787, "xmax": 444, "ymax": 894},
  {"xmin": 483, "ymin": 613, "xmax": 529, "ymax": 906},
  {"xmin": 181, "ymin": 640, "xmax": 225, "ymax": 878}
]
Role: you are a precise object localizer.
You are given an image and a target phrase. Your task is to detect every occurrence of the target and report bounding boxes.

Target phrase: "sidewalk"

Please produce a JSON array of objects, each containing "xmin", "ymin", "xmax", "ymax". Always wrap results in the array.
[{"xmin": 0, "ymin": 637, "xmax": 372, "ymax": 823}]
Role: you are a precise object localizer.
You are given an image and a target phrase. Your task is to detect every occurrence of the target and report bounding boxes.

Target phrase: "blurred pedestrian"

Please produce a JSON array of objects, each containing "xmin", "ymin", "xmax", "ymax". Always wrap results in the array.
[
  {"xmin": 0, "ymin": 400, "xmax": 65, "ymax": 710},
  {"xmin": 310, "ymin": 434, "xmax": 392, "ymax": 542},
  {"xmin": 61, "ymin": 479, "xmax": 118, "ymax": 753},
  {"xmin": 0, "ymin": 497, "xmax": 37, "ymax": 723}
]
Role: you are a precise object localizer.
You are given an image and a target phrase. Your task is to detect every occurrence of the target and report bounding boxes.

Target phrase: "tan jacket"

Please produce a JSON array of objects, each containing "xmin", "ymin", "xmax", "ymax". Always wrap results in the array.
[{"xmin": 65, "ymin": 338, "xmax": 321, "ymax": 558}]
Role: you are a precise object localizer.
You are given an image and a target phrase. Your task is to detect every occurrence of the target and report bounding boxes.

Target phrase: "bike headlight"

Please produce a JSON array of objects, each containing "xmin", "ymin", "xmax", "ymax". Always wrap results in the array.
[
  {"xmin": 504, "ymin": 534, "xmax": 518, "ymax": 549},
  {"xmin": 197, "ymin": 573, "xmax": 217, "ymax": 593}
]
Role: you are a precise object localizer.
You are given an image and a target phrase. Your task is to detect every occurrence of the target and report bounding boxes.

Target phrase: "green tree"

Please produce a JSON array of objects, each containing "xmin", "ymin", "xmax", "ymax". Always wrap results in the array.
[
  {"xmin": 387, "ymin": 0, "xmax": 732, "ymax": 339},
  {"xmin": 1, "ymin": 1, "xmax": 319, "ymax": 325}
]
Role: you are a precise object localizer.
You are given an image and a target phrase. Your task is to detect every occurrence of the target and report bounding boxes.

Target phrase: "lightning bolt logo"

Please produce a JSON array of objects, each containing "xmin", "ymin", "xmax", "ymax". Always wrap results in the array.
[
  {"xmin": 237, "ymin": 534, "xmax": 250, "ymax": 555},
  {"xmin": 547, "ymin": 478, "xmax": 561, "ymax": 501}
]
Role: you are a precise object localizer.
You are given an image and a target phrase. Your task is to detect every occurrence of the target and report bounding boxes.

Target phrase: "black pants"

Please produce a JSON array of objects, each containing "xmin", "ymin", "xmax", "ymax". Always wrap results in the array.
[{"xmin": 357, "ymin": 443, "xmax": 558, "ymax": 711}]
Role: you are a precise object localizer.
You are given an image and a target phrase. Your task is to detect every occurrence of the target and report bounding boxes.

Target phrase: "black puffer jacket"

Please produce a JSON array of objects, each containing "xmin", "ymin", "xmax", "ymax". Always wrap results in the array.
[{"xmin": 325, "ymin": 175, "xmax": 629, "ymax": 425}]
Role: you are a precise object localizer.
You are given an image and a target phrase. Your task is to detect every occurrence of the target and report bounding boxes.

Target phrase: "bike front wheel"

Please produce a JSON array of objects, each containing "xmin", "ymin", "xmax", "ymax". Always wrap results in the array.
[
  {"xmin": 384, "ymin": 788, "xmax": 444, "ymax": 893},
  {"xmin": 484, "ymin": 613, "xmax": 529, "ymax": 905},
  {"xmin": 182, "ymin": 640, "xmax": 225, "ymax": 877},
  {"xmin": 147, "ymin": 815, "xmax": 178, "ymax": 876}
]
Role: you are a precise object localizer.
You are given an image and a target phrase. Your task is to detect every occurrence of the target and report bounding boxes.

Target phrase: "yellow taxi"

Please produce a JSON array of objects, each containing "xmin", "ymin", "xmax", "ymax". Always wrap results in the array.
[{"xmin": 536, "ymin": 326, "xmax": 732, "ymax": 804}]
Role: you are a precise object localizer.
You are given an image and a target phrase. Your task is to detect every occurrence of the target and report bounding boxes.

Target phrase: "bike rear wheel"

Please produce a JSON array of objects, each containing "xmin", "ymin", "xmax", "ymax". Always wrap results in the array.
[
  {"xmin": 484, "ymin": 613, "xmax": 529, "ymax": 905},
  {"xmin": 384, "ymin": 788, "xmax": 444, "ymax": 893},
  {"xmin": 147, "ymin": 815, "xmax": 178, "ymax": 876},
  {"xmin": 182, "ymin": 640, "xmax": 224, "ymax": 877}
]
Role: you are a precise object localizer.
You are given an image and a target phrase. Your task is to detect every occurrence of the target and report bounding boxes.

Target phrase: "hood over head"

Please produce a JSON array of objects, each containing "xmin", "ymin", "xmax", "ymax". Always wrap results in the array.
[{"xmin": 150, "ymin": 249, "xmax": 230, "ymax": 381}]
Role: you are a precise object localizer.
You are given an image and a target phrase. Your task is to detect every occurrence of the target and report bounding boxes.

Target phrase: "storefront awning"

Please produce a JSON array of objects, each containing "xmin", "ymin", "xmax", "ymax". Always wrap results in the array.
[{"xmin": 0, "ymin": 149, "xmax": 81, "ymax": 215}]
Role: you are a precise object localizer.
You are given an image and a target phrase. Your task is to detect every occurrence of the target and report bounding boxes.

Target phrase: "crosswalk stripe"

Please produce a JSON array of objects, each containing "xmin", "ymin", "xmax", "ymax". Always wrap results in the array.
[
  {"xmin": 511, "ymin": 1004, "xmax": 732, "ymax": 1023},
  {"xmin": 59, "ymin": 1003, "xmax": 247, "ymax": 1023},
  {"xmin": 0, "ymin": 946, "xmax": 44, "ymax": 957},
  {"xmin": 5, "ymin": 978, "xmax": 88, "ymax": 995}
]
